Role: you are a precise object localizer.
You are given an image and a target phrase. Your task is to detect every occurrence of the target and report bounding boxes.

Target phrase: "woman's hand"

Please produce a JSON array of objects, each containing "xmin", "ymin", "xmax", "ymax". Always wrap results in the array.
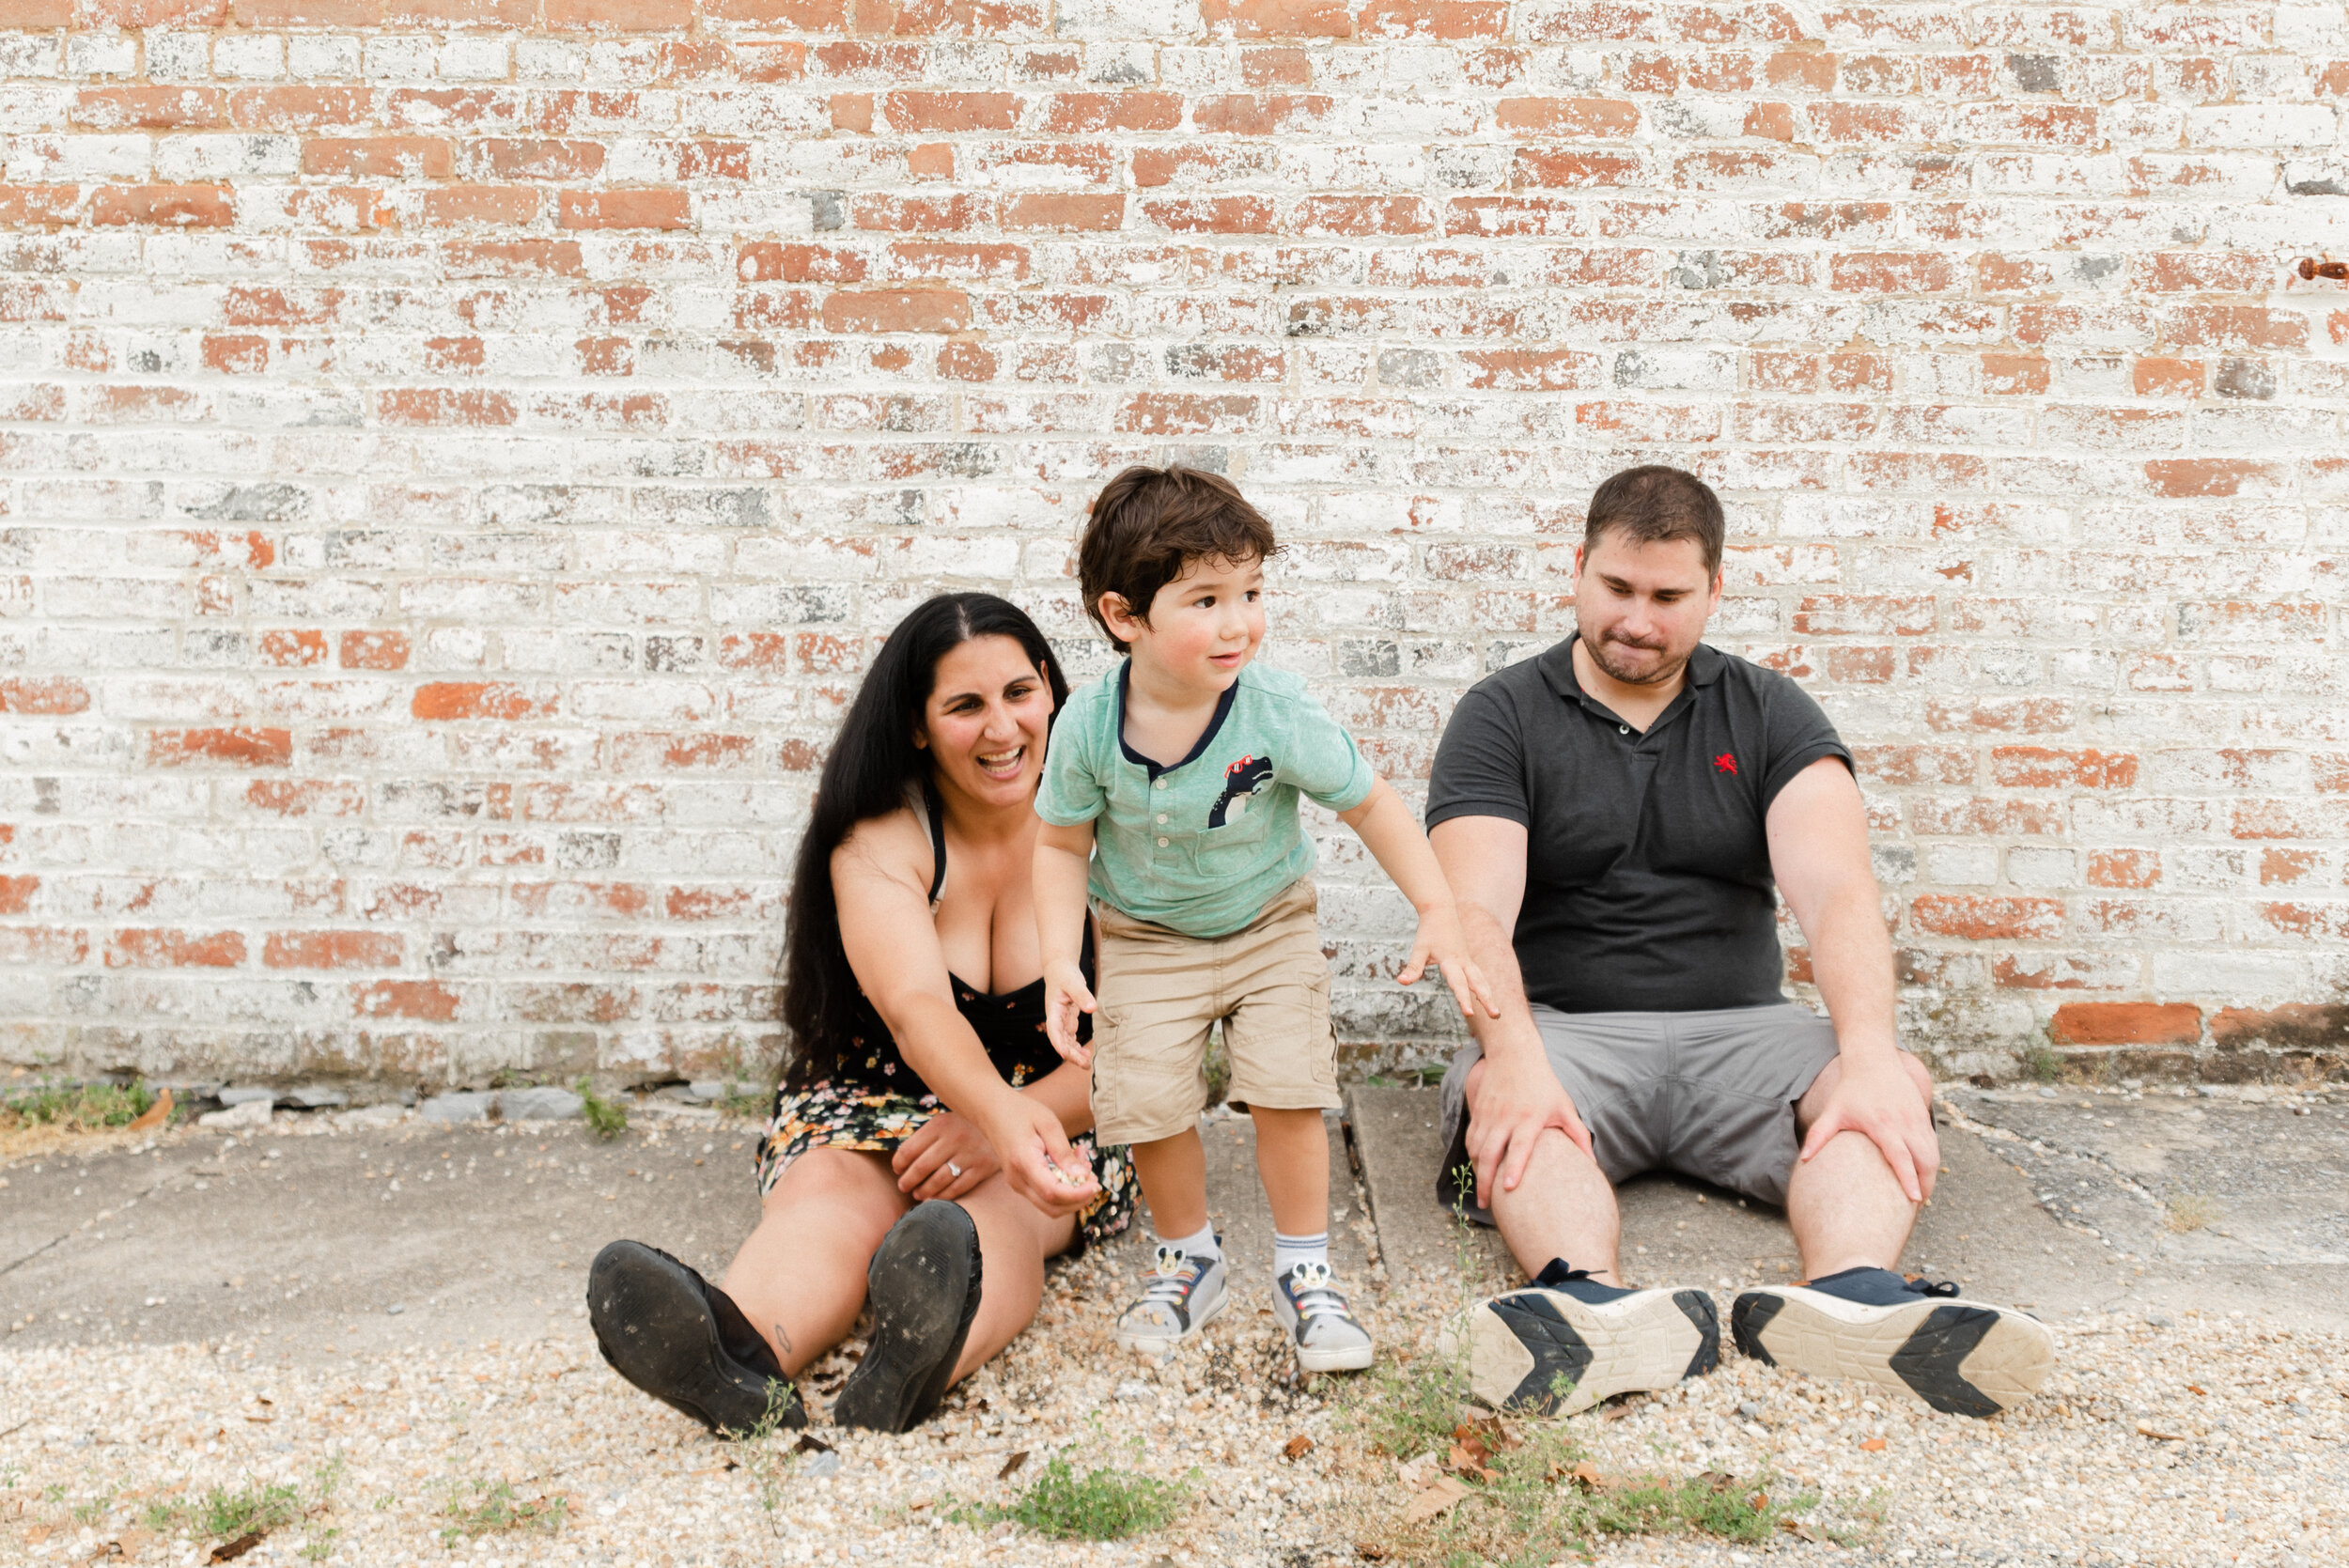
[
  {"xmin": 1041, "ymin": 957, "xmax": 1097, "ymax": 1067},
  {"xmin": 983, "ymin": 1093, "xmax": 1100, "ymax": 1219},
  {"xmin": 890, "ymin": 1111, "xmax": 999, "ymax": 1203}
]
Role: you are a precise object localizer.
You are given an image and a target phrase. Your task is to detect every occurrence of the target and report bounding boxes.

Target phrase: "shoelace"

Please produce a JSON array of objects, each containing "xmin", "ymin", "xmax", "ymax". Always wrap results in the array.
[
  {"xmin": 1140, "ymin": 1245, "xmax": 1203, "ymax": 1309},
  {"xmin": 1283, "ymin": 1260, "xmax": 1352, "ymax": 1324}
]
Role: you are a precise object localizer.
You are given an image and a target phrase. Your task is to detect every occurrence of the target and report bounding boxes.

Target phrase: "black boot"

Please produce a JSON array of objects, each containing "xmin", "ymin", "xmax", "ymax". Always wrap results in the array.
[
  {"xmin": 587, "ymin": 1240, "xmax": 805, "ymax": 1435},
  {"xmin": 831, "ymin": 1201, "xmax": 985, "ymax": 1434}
]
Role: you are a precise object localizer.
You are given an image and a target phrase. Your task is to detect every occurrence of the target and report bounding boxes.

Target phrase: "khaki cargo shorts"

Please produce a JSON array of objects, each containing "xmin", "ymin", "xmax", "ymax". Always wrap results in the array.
[{"xmin": 1089, "ymin": 877, "xmax": 1342, "ymax": 1146}]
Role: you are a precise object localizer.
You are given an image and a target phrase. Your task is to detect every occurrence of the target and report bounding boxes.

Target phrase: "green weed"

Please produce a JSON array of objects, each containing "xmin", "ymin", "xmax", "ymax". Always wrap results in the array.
[
  {"xmin": 723, "ymin": 1382, "xmax": 806, "ymax": 1515},
  {"xmin": 2021, "ymin": 1042, "xmax": 2064, "ymax": 1084},
  {"xmin": 299, "ymin": 1527, "xmax": 341, "ymax": 1562},
  {"xmin": 1587, "ymin": 1468, "xmax": 1819, "ymax": 1544},
  {"xmin": 574, "ymin": 1076, "xmax": 628, "ymax": 1140},
  {"xmin": 964, "ymin": 1456, "xmax": 1192, "ymax": 1542},
  {"xmin": 69, "ymin": 1483, "xmax": 119, "ymax": 1525},
  {"xmin": 145, "ymin": 1479, "xmax": 304, "ymax": 1539},
  {"xmin": 0, "ymin": 1079, "xmax": 159, "ymax": 1131},
  {"xmin": 438, "ymin": 1478, "xmax": 568, "ymax": 1545}
]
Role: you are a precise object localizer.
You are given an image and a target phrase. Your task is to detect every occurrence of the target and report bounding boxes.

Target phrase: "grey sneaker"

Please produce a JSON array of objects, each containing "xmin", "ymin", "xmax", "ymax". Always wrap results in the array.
[
  {"xmin": 1273, "ymin": 1261, "xmax": 1374, "ymax": 1373},
  {"xmin": 1113, "ymin": 1243, "xmax": 1228, "ymax": 1357}
]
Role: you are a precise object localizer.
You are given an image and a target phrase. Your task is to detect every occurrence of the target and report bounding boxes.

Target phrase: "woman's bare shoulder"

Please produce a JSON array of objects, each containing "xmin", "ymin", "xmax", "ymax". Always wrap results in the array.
[{"xmin": 832, "ymin": 802, "xmax": 933, "ymax": 893}]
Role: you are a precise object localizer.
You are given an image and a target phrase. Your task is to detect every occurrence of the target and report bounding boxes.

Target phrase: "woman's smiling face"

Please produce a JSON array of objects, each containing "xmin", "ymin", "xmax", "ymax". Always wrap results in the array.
[{"xmin": 915, "ymin": 633, "xmax": 1056, "ymax": 807}]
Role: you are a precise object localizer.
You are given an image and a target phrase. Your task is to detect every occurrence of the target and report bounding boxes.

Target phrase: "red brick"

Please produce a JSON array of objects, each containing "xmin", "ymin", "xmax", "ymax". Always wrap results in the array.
[
  {"xmin": 818, "ymin": 288, "xmax": 971, "ymax": 334},
  {"xmin": 2050, "ymin": 1002, "xmax": 2201, "ymax": 1047},
  {"xmin": 1979, "ymin": 353, "xmax": 2049, "ymax": 396},
  {"xmin": 2142, "ymin": 458, "xmax": 2281, "ymax": 498},
  {"xmin": 1142, "ymin": 196, "xmax": 1277, "ymax": 233},
  {"xmin": 340, "ymin": 629, "xmax": 410, "ymax": 669},
  {"xmin": 1001, "ymin": 194, "xmax": 1125, "ymax": 230},
  {"xmin": 2162, "ymin": 305, "xmax": 2307, "ymax": 351},
  {"xmin": 0, "ymin": 186, "xmax": 84, "ymax": 225},
  {"xmin": 2209, "ymin": 1003, "xmax": 2349, "ymax": 1052},
  {"xmin": 1293, "ymin": 195, "xmax": 1433, "ymax": 236},
  {"xmin": 558, "ymin": 190, "xmax": 691, "ymax": 230},
  {"xmin": 1203, "ymin": 0, "xmax": 1351, "ymax": 36},
  {"xmin": 0, "ymin": 875, "xmax": 37, "ymax": 915},
  {"xmin": 411, "ymin": 682, "xmax": 555, "ymax": 721},
  {"xmin": 2087, "ymin": 849, "xmax": 2160, "ymax": 889},
  {"xmin": 106, "ymin": 929, "xmax": 247, "ymax": 969},
  {"xmin": 264, "ymin": 930, "xmax": 402, "ymax": 969},
  {"xmin": 89, "ymin": 185, "xmax": 234, "ymax": 228},
  {"xmin": 1909, "ymin": 895, "xmax": 2066, "ymax": 941},
  {"xmin": 379, "ymin": 389, "xmax": 518, "ymax": 427},
  {"xmin": 258, "ymin": 629, "xmax": 330, "ymax": 668},
  {"xmin": 1358, "ymin": 0, "xmax": 1506, "ymax": 36},
  {"xmin": 1512, "ymin": 149, "xmax": 1645, "ymax": 187},
  {"xmin": 1831, "ymin": 252, "xmax": 1958, "ymax": 293},
  {"xmin": 351, "ymin": 979, "xmax": 460, "ymax": 1021},
  {"xmin": 1495, "ymin": 98, "xmax": 1641, "ymax": 136},
  {"xmin": 146, "ymin": 727, "xmax": 294, "ymax": 768},
  {"xmin": 880, "ymin": 91, "xmax": 1022, "ymax": 132},
  {"xmin": 1990, "ymin": 747, "xmax": 2139, "ymax": 789},
  {"xmin": 544, "ymin": 0, "xmax": 690, "ymax": 24},
  {"xmin": 2132, "ymin": 357, "xmax": 2203, "ymax": 397},
  {"xmin": 0, "ymin": 676, "xmax": 91, "ymax": 714}
]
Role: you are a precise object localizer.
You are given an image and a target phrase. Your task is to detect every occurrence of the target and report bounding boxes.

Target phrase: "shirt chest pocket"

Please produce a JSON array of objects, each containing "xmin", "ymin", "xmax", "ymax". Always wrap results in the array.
[{"xmin": 1190, "ymin": 787, "xmax": 1274, "ymax": 876}]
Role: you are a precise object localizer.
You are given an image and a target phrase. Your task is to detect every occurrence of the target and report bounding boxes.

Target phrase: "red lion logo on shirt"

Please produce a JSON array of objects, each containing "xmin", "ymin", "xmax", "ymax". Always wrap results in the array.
[{"xmin": 1712, "ymin": 753, "xmax": 1738, "ymax": 776}]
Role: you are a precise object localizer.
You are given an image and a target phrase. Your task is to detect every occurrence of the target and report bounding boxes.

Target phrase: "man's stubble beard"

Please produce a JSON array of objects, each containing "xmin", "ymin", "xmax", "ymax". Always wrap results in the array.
[{"xmin": 1585, "ymin": 630, "xmax": 1693, "ymax": 689}]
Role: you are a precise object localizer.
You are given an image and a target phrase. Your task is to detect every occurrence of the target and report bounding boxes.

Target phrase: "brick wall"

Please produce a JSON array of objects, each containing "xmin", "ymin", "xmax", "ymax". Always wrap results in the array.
[{"xmin": 1, "ymin": 1, "xmax": 2345, "ymax": 1094}]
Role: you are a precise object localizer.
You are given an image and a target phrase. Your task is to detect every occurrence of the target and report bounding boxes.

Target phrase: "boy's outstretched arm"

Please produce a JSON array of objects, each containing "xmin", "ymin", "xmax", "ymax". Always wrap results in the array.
[
  {"xmin": 1338, "ymin": 776, "xmax": 1501, "ymax": 1020},
  {"xmin": 1034, "ymin": 818, "xmax": 1098, "ymax": 1066}
]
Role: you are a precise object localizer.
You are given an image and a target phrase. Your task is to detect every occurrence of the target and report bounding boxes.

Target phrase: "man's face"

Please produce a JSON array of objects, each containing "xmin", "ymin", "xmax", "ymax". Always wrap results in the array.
[{"xmin": 1571, "ymin": 529, "xmax": 1722, "ymax": 687}]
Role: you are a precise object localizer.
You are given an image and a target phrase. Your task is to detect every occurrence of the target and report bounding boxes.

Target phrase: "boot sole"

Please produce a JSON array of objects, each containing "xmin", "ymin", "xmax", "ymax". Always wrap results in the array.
[
  {"xmin": 586, "ymin": 1241, "xmax": 801, "ymax": 1435},
  {"xmin": 1457, "ymin": 1286, "xmax": 1720, "ymax": 1416},
  {"xmin": 1731, "ymin": 1285, "xmax": 2054, "ymax": 1418},
  {"xmin": 832, "ymin": 1201, "xmax": 984, "ymax": 1434}
]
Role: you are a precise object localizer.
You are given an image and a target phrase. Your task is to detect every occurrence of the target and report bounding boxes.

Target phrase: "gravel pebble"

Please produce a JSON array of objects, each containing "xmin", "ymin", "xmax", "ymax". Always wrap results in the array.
[{"xmin": 2, "ymin": 1249, "xmax": 2341, "ymax": 1566}]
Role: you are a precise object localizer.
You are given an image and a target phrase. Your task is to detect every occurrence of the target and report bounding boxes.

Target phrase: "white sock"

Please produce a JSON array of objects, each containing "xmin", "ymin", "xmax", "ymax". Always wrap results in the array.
[
  {"xmin": 1158, "ymin": 1221, "xmax": 1221, "ymax": 1263},
  {"xmin": 1272, "ymin": 1230, "xmax": 1330, "ymax": 1279}
]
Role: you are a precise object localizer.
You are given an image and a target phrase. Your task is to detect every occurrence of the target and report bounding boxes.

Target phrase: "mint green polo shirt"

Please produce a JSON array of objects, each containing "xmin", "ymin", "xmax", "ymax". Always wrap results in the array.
[{"xmin": 1036, "ymin": 660, "xmax": 1377, "ymax": 939}]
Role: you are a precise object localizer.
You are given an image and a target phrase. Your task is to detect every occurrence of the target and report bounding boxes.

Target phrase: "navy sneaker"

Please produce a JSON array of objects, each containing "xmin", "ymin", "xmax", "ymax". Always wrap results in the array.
[
  {"xmin": 1449, "ymin": 1259, "xmax": 1719, "ymax": 1416},
  {"xmin": 588, "ymin": 1240, "xmax": 804, "ymax": 1435},
  {"xmin": 1273, "ymin": 1261, "xmax": 1374, "ymax": 1373},
  {"xmin": 1732, "ymin": 1267, "xmax": 2054, "ymax": 1418}
]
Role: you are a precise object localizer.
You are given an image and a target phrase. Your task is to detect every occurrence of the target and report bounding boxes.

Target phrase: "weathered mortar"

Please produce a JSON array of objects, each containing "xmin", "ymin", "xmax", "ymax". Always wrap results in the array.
[{"xmin": 0, "ymin": 1, "xmax": 2345, "ymax": 1091}]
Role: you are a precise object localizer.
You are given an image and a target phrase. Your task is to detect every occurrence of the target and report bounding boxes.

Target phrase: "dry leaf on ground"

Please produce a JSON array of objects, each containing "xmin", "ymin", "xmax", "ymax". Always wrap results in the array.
[
  {"xmin": 208, "ymin": 1533, "xmax": 264, "ymax": 1564},
  {"xmin": 1283, "ymin": 1435, "xmax": 1313, "ymax": 1461},
  {"xmin": 1401, "ymin": 1474, "xmax": 1470, "ymax": 1525},
  {"xmin": 997, "ymin": 1451, "xmax": 1028, "ymax": 1481}
]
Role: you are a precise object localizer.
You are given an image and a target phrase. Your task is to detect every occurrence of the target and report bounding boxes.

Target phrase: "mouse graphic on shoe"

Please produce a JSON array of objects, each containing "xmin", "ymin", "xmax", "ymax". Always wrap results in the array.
[{"xmin": 1208, "ymin": 755, "xmax": 1276, "ymax": 828}]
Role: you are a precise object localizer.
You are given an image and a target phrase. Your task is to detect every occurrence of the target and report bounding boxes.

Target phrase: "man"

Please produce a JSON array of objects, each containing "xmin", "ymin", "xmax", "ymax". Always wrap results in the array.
[{"xmin": 1426, "ymin": 465, "xmax": 2053, "ymax": 1421}]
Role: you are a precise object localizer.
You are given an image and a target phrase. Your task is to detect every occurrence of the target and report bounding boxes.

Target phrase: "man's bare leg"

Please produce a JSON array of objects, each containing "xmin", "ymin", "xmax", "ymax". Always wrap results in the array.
[
  {"xmin": 1745, "ymin": 1049, "xmax": 2055, "ymax": 1418},
  {"xmin": 1783, "ymin": 1052, "xmax": 1932, "ymax": 1280},
  {"xmin": 1471, "ymin": 1060, "xmax": 1626, "ymax": 1284}
]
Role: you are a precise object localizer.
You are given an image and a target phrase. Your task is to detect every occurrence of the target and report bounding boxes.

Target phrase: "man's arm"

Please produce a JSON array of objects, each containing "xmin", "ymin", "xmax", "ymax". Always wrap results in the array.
[
  {"xmin": 1428, "ymin": 815, "xmax": 1592, "ymax": 1207},
  {"xmin": 1765, "ymin": 755, "xmax": 1937, "ymax": 1202}
]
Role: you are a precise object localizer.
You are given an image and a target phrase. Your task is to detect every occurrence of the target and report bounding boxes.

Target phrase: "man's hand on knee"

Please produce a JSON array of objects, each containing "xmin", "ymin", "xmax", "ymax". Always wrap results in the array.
[
  {"xmin": 1465, "ymin": 1052, "xmax": 1592, "ymax": 1209},
  {"xmin": 1798, "ymin": 1049, "xmax": 1938, "ymax": 1203}
]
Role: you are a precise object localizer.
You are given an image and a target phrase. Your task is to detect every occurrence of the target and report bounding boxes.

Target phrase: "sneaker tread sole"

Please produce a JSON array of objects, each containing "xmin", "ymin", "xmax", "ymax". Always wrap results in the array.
[
  {"xmin": 832, "ymin": 1201, "xmax": 984, "ymax": 1435},
  {"xmin": 1731, "ymin": 1285, "xmax": 2053, "ymax": 1418},
  {"xmin": 587, "ymin": 1241, "xmax": 801, "ymax": 1436},
  {"xmin": 1465, "ymin": 1286, "xmax": 1720, "ymax": 1416}
]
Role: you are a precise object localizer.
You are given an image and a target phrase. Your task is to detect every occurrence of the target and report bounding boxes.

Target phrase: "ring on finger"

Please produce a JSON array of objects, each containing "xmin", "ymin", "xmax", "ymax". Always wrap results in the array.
[{"xmin": 947, "ymin": 1161, "xmax": 962, "ymax": 1179}]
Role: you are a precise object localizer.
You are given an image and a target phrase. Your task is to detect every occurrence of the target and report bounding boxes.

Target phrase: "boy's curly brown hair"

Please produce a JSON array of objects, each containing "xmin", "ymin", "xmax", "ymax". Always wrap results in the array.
[{"xmin": 1076, "ymin": 464, "xmax": 1282, "ymax": 650}]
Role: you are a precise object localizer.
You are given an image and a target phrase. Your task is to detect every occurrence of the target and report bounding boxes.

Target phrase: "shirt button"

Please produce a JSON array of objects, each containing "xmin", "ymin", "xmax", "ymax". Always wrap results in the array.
[
  {"xmin": 1153, "ymin": 778, "xmax": 1167, "ymax": 790},
  {"xmin": 1157, "ymin": 836, "xmax": 1169, "ymax": 847},
  {"xmin": 1156, "ymin": 814, "xmax": 1168, "ymax": 824},
  {"xmin": 1618, "ymin": 724, "xmax": 1629, "ymax": 735}
]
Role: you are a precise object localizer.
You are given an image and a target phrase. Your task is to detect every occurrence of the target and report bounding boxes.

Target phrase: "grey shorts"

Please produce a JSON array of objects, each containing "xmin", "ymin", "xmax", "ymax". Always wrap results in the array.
[{"xmin": 1436, "ymin": 1002, "xmax": 1842, "ymax": 1219}]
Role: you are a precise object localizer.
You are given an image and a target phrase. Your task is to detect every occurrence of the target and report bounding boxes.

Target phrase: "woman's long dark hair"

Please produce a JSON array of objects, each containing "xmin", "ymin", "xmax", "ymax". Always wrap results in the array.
[{"xmin": 779, "ymin": 592, "xmax": 1069, "ymax": 1086}]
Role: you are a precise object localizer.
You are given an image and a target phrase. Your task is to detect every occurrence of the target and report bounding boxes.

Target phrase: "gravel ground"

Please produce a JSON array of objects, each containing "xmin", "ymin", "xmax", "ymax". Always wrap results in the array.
[{"xmin": 4, "ymin": 1236, "xmax": 2341, "ymax": 1568}]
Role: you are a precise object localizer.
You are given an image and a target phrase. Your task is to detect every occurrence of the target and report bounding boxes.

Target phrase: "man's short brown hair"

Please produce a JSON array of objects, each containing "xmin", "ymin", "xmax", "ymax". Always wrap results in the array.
[
  {"xmin": 1078, "ymin": 465, "xmax": 1281, "ymax": 649},
  {"xmin": 1583, "ymin": 465, "xmax": 1725, "ymax": 579}
]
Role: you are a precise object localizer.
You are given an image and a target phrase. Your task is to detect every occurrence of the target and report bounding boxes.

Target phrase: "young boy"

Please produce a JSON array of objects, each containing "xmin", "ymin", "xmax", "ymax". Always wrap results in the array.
[{"xmin": 1034, "ymin": 464, "xmax": 1495, "ymax": 1372}]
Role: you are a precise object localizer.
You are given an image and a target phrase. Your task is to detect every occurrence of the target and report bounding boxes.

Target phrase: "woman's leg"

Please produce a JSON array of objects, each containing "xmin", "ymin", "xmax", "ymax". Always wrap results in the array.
[
  {"xmin": 945, "ymin": 1172, "xmax": 1079, "ymax": 1382},
  {"xmin": 721, "ymin": 1147, "xmax": 909, "ymax": 1375}
]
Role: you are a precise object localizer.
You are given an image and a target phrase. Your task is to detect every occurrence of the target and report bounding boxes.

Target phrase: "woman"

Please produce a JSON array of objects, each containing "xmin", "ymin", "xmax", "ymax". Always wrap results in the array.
[{"xmin": 587, "ymin": 593, "xmax": 1134, "ymax": 1434}]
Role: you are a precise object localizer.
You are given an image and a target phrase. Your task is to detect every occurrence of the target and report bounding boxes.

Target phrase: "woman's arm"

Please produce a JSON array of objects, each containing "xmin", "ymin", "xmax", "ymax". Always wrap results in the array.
[{"xmin": 833, "ymin": 815, "xmax": 1099, "ymax": 1217}]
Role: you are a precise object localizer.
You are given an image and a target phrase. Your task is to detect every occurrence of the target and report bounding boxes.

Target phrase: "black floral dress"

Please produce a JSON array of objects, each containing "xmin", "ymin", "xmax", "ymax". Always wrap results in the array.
[{"xmin": 755, "ymin": 789, "xmax": 1136, "ymax": 1252}]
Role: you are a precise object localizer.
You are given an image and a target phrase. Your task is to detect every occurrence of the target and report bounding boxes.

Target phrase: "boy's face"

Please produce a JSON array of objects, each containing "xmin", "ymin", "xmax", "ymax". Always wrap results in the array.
[{"xmin": 1107, "ymin": 553, "xmax": 1266, "ymax": 693}]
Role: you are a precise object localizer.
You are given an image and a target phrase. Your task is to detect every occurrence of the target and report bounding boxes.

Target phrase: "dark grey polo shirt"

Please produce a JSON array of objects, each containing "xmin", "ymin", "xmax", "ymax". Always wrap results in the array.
[{"xmin": 1425, "ymin": 634, "xmax": 1851, "ymax": 1015}]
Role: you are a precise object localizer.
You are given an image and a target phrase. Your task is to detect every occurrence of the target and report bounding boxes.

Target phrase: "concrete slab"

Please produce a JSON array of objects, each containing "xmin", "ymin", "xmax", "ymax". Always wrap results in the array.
[
  {"xmin": 1952, "ymin": 1083, "xmax": 2349, "ymax": 1327},
  {"xmin": 0, "ymin": 1103, "xmax": 1365, "ymax": 1368},
  {"xmin": 0, "ymin": 1111, "xmax": 760, "ymax": 1368}
]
